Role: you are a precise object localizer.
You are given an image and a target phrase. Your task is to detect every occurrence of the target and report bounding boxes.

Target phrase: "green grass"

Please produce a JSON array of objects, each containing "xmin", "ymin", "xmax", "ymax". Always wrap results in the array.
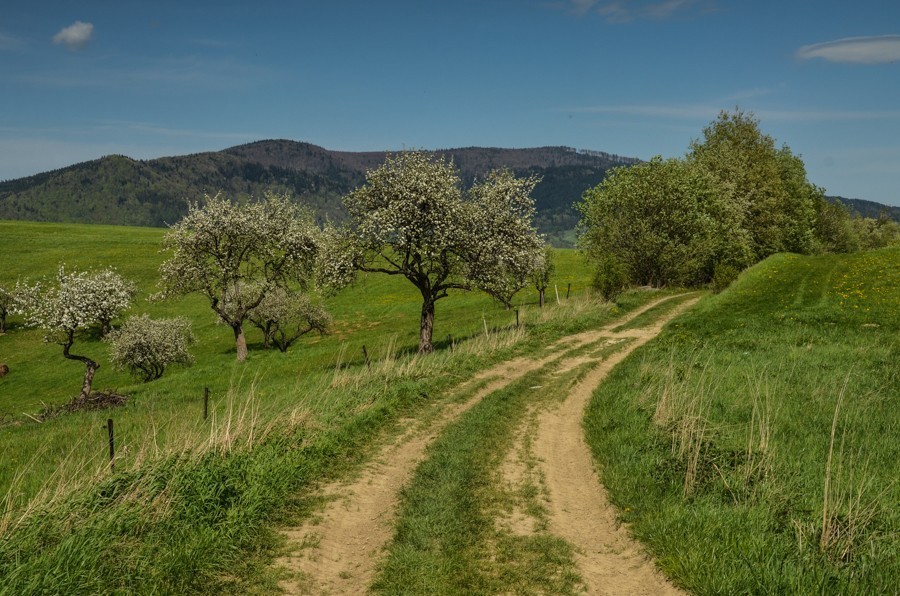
[
  {"xmin": 371, "ymin": 345, "xmax": 614, "ymax": 595},
  {"xmin": 0, "ymin": 219, "xmax": 631, "ymax": 594},
  {"xmin": 0, "ymin": 220, "xmax": 594, "ymax": 506},
  {"xmin": 584, "ymin": 248, "xmax": 900, "ymax": 594}
]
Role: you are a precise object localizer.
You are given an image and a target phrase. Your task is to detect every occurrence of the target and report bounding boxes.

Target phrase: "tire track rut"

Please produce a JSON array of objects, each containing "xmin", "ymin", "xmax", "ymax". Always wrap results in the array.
[{"xmin": 275, "ymin": 294, "xmax": 694, "ymax": 594}]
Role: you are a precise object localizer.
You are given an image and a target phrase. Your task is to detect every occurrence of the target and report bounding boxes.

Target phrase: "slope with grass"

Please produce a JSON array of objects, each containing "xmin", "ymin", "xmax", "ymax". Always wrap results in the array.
[
  {"xmin": 0, "ymin": 219, "xmax": 641, "ymax": 594},
  {"xmin": 0, "ymin": 220, "xmax": 591, "ymax": 507},
  {"xmin": 584, "ymin": 247, "xmax": 899, "ymax": 594}
]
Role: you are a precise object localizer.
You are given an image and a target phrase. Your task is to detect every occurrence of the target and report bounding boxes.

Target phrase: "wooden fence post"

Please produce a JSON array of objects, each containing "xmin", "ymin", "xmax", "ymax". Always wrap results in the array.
[
  {"xmin": 203, "ymin": 387, "xmax": 209, "ymax": 420},
  {"xmin": 362, "ymin": 345, "xmax": 371, "ymax": 370},
  {"xmin": 566, "ymin": 283, "xmax": 571, "ymax": 300},
  {"xmin": 107, "ymin": 418, "xmax": 115, "ymax": 473}
]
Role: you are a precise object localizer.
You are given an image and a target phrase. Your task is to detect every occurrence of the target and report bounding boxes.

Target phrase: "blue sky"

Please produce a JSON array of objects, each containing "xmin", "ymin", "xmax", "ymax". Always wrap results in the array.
[{"xmin": 2, "ymin": 0, "xmax": 899, "ymax": 205}]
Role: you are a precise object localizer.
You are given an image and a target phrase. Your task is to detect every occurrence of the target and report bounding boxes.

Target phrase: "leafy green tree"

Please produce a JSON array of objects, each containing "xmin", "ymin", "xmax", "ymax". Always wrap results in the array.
[
  {"xmin": 106, "ymin": 314, "xmax": 194, "ymax": 381},
  {"xmin": 19, "ymin": 266, "xmax": 134, "ymax": 399},
  {"xmin": 156, "ymin": 192, "xmax": 321, "ymax": 362},
  {"xmin": 323, "ymin": 152, "xmax": 544, "ymax": 353},
  {"xmin": 578, "ymin": 156, "xmax": 751, "ymax": 287},
  {"xmin": 812, "ymin": 198, "xmax": 860, "ymax": 253},
  {"xmin": 689, "ymin": 110, "xmax": 820, "ymax": 258}
]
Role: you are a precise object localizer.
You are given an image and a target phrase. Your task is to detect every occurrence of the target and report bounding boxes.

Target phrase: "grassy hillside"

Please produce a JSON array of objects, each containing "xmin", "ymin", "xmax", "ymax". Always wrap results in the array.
[
  {"xmin": 3, "ymin": 220, "xmax": 895, "ymax": 593},
  {"xmin": 0, "ymin": 220, "xmax": 595, "ymax": 500},
  {"xmin": 585, "ymin": 247, "xmax": 899, "ymax": 593},
  {"xmin": 0, "ymin": 220, "xmax": 670, "ymax": 594}
]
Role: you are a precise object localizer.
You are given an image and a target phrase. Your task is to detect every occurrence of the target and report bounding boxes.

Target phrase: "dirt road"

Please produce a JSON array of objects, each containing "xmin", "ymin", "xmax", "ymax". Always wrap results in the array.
[{"xmin": 276, "ymin": 294, "xmax": 696, "ymax": 594}]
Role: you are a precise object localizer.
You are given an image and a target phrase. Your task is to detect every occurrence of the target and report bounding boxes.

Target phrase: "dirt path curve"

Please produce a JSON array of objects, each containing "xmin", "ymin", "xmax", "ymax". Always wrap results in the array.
[
  {"xmin": 275, "ymin": 294, "xmax": 691, "ymax": 595},
  {"xmin": 533, "ymin": 296, "xmax": 700, "ymax": 595}
]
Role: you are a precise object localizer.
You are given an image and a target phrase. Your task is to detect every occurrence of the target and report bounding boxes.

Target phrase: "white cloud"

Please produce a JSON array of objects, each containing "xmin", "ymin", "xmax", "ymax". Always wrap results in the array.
[
  {"xmin": 797, "ymin": 35, "xmax": 900, "ymax": 64},
  {"xmin": 53, "ymin": 21, "xmax": 94, "ymax": 51}
]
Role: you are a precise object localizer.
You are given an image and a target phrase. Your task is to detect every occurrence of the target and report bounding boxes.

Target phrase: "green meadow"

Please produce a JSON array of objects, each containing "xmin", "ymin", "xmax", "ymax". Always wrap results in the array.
[
  {"xmin": 585, "ymin": 247, "xmax": 900, "ymax": 593},
  {"xmin": 0, "ymin": 220, "xmax": 897, "ymax": 594},
  {"xmin": 0, "ymin": 220, "xmax": 592, "ymax": 503}
]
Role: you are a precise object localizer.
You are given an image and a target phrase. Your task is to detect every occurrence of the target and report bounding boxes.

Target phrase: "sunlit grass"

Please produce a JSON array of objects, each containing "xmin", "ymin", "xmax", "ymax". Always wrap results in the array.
[{"xmin": 584, "ymin": 247, "xmax": 900, "ymax": 593}]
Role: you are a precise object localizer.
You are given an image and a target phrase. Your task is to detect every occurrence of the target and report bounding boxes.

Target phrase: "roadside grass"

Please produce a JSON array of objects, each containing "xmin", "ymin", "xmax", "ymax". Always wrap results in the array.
[
  {"xmin": 584, "ymin": 247, "xmax": 900, "ymax": 594},
  {"xmin": 0, "ymin": 219, "xmax": 664, "ymax": 593}
]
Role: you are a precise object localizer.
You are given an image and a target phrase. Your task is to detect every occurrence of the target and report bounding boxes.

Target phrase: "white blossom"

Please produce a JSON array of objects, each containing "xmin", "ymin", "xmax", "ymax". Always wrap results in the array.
[
  {"xmin": 106, "ymin": 315, "xmax": 195, "ymax": 381},
  {"xmin": 156, "ymin": 192, "xmax": 324, "ymax": 361}
]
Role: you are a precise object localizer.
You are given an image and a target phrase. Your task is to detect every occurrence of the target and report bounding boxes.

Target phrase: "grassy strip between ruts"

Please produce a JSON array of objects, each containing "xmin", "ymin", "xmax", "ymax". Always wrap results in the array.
[
  {"xmin": 370, "ymin": 332, "xmax": 632, "ymax": 594},
  {"xmin": 0, "ymin": 287, "xmax": 667, "ymax": 594},
  {"xmin": 584, "ymin": 247, "xmax": 899, "ymax": 594}
]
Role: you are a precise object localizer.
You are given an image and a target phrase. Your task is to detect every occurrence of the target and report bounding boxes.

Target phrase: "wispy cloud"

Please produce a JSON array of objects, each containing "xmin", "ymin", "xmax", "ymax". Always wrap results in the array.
[
  {"xmin": 565, "ymin": 0, "xmax": 716, "ymax": 23},
  {"xmin": 97, "ymin": 120, "xmax": 262, "ymax": 141},
  {"xmin": 797, "ymin": 35, "xmax": 900, "ymax": 64},
  {"xmin": 564, "ymin": 103, "xmax": 900, "ymax": 122},
  {"xmin": 53, "ymin": 21, "xmax": 94, "ymax": 51},
  {"xmin": 20, "ymin": 55, "xmax": 274, "ymax": 90},
  {"xmin": 0, "ymin": 32, "xmax": 24, "ymax": 51}
]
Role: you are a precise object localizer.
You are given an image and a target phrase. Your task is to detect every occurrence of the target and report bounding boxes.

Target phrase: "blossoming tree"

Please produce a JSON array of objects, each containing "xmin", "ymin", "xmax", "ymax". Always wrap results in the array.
[
  {"xmin": 156, "ymin": 192, "xmax": 321, "ymax": 361},
  {"xmin": 323, "ymin": 152, "xmax": 544, "ymax": 353},
  {"xmin": 20, "ymin": 266, "xmax": 134, "ymax": 400}
]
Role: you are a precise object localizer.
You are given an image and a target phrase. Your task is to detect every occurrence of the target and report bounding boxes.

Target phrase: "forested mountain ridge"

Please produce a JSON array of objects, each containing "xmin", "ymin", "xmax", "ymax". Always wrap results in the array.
[{"xmin": 0, "ymin": 141, "xmax": 637, "ymax": 245}]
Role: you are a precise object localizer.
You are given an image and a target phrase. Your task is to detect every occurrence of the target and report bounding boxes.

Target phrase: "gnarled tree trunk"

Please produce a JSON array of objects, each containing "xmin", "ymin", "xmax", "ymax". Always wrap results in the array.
[
  {"xmin": 232, "ymin": 323, "xmax": 249, "ymax": 362},
  {"xmin": 62, "ymin": 330, "xmax": 99, "ymax": 400},
  {"xmin": 418, "ymin": 297, "xmax": 435, "ymax": 354}
]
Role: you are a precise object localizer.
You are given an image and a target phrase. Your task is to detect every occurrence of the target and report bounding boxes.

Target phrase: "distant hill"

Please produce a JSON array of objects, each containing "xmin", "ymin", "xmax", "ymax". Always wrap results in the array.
[
  {"xmin": 829, "ymin": 196, "xmax": 900, "ymax": 222},
  {"xmin": 0, "ymin": 140, "xmax": 638, "ymax": 247}
]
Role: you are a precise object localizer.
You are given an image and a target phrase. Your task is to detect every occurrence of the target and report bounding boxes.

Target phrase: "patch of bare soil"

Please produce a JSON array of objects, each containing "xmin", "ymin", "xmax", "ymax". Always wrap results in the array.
[
  {"xmin": 532, "ymin": 297, "xmax": 699, "ymax": 595},
  {"xmin": 275, "ymin": 294, "xmax": 693, "ymax": 594}
]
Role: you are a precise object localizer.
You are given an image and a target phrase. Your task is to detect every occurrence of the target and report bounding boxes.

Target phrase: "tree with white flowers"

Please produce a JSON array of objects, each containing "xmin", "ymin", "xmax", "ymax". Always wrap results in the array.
[
  {"xmin": 247, "ymin": 287, "xmax": 331, "ymax": 352},
  {"xmin": 530, "ymin": 246, "xmax": 555, "ymax": 308},
  {"xmin": 19, "ymin": 266, "xmax": 134, "ymax": 399},
  {"xmin": 156, "ymin": 192, "xmax": 321, "ymax": 361},
  {"xmin": 106, "ymin": 314, "xmax": 194, "ymax": 381},
  {"xmin": 322, "ymin": 152, "xmax": 544, "ymax": 353}
]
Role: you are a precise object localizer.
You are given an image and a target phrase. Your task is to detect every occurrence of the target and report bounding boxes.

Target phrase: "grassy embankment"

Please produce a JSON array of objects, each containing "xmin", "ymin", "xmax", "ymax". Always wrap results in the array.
[
  {"xmin": 0, "ymin": 220, "xmax": 649, "ymax": 593},
  {"xmin": 586, "ymin": 248, "xmax": 899, "ymax": 593}
]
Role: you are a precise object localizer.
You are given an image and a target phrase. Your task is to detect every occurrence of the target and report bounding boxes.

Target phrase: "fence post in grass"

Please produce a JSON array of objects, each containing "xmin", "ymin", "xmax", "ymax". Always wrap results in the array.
[
  {"xmin": 566, "ymin": 283, "xmax": 571, "ymax": 300},
  {"xmin": 107, "ymin": 418, "xmax": 115, "ymax": 473},
  {"xmin": 555, "ymin": 284, "xmax": 561, "ymax": 305},
  {"xmin": 515, "ymin": 309, "xmax": 519, "ymax": 328},
  {"xmin": 203, "ymin": 387, "xmax": 209, "ymax": 420},
  {"xmin": 362, "ymin": 345, "xmax": 371, "ymax": 371}
]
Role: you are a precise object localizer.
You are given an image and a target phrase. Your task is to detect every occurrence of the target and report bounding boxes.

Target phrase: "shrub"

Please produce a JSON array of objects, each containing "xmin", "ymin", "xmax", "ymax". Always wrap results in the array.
[
  {"xmin": 711, "ymin": 262, "xmax": 740, "ymax": 294},
  {"xmin": 592, "ymin": 253, "xmax": 629, "ymax": 302},
  {"xmin": 106, "ymin": 314, "xmax": 195, "ymax": 381}
]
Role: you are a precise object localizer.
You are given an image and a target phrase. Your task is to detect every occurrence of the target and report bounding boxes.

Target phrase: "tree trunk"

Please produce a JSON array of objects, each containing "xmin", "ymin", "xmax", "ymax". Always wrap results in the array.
[
  {"xmin": 539, "ymin": 288, "xmax": 545, "ymax": 308},
  {"xmin": 62, "ymin": 330, "xmax": 99, "ymax": 400},
  {"xmin": 80, "ymin": 361, "xmax": 98, "ymax": 400},
  {"xmin": 0, "ymin": 313, "xmax": 6, "ymax": 334},
  {"xmin": 418, "ymin": 297, "xmax": 435, "ymax": 354},
  {"xmin": 233, "ymin": 323, "xmax": 249, "ymax": 362}
]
